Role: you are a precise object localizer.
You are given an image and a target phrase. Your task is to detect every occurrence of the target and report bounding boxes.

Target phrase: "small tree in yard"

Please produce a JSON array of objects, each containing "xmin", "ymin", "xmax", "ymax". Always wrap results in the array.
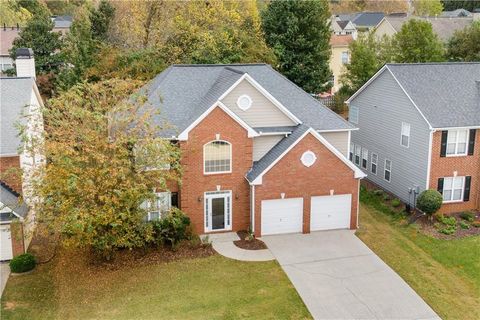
[
  {"xmin": 416, "ymin": 189, "xmax": 443, "ymax": 219},
  {"xmin": 33, "ymin": 79, "xmax": 181, "ymax": 260}
]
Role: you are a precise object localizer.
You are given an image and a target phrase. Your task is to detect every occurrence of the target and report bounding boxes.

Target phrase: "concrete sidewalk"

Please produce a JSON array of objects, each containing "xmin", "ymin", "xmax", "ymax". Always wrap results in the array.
[
  {"xmin": 1, "ymin": 262, "xmax": 10, "ymax": 297},
  {"xmin": 264, "ymin": 231, "xmax": 440, "ymax": 320},
  {"xmin": 206, "ymin": 232, "xmax": 275, "ymax": 262}
]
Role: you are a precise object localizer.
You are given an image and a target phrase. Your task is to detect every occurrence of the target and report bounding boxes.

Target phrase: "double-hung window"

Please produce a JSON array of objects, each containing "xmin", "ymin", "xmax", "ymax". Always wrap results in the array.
[
  {"xmin": 401, "ymin": 122, "xmax": 410, "ymax": 147},
  {"xmin": 361, "ymin": 148, "xmax": 368, "ymax": 169},
  {"xmin": 384, "ymin": 159, "xmax": 392, "ymax": 182},
  {"xmin": 442, "ymin": 176, "xmax": 464, "ymax": 202},
  {"xmin": 349, "ymin": 106, "xmax": 359, "ymax": 124},
  {"xmin": 371, "ymin": 153, "xmax": 378, "ymax": 175},
  {"xmin": 341, "ymin": 51, "xmax": 349, "ymax": 64},
  {"xmin": 354, "ymin": 145, "xmax": 361, "ymax": 165},
  {"xmin": 349, "ymin": 142, "xmax": 354, "ymax": 161},
  {"xmin": 446, "ymin": 129, "xmax": 468, "ymax": 156},
  {"xmin": 204, "ymin": 140, "xmax": 232, "ymax": 174},
  {"xmin": 142, "ymin": 192, "xmax": 172, "ymax": 221}
]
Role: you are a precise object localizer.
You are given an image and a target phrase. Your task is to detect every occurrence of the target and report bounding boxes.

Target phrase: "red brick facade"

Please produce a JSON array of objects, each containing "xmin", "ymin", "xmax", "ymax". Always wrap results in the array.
[
  {"xmin": 253, "ymin": 133, "xmax": 359, "ymax": 237},
  {"xmin": 429, "ymin": 130, "xmax": 480, "ymax": 214},
  {"xmin": 171, "ymin": 106, "xmax": 360, "ymax": 236},
  {"xmin": 178, "ymin": 107, "xmax": 252, "ymax": 234},
  {"xmin": 10, "ymin": 222, "xmax": 25, "ymax": 257}
]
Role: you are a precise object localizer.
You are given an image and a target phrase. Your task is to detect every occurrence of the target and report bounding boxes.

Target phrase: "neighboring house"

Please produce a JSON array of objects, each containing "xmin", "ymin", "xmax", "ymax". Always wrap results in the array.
[
  {"xmin": 0, "ymin": 49, "xmax": 45, "ymax": 260},
  {"xmin": 374, "ymin": 15, "xmax": 477, "ymax": 41},
  {"xmin": 331, "ymin": 17, "xmax": 358, "ymax": 39},
  {"xmin": 346, "ymin": 63, "xmax": 480, "ymax": 214},
  {"xmin": 329, "ymin": 34, "xmax": 353, "ymax": 93},
  {"xmin": 51, "ymin": 15, "xmax": 73, "ymax": 34},
  {"xmin": 338, "ymin": 12, "xmax": 385, "ymax": 31},
  {"xmin": 136, "ymin": 64, "xmax": 365, "ymax": 237},
  {"xmin": 0, "ymin": 26, "xmax": 20, "ymax": 75}
]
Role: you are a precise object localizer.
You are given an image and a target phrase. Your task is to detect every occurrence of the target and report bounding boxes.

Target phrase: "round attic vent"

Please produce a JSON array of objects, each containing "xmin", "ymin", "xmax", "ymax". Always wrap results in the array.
[
  {"xmin": 236, "ymin": 94, "xmax": 252, "ymax": 111},
  {"xmin": 301, "ymin": 150, "xmax": 317, "ymax": 167}
]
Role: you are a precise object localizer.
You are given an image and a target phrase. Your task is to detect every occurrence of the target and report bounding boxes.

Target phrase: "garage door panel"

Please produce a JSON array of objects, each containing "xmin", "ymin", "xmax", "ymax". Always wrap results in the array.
[
  {"xmin": 0, "ymin": 225, "xmax": 13, "ymax": 261},
  {"xmin": 310, "ymin": 194, "xmax": 351, "ymax": 231},
  {"xmin": 261, "ymin": 198, "xmax": 303, "ymax": 236}
]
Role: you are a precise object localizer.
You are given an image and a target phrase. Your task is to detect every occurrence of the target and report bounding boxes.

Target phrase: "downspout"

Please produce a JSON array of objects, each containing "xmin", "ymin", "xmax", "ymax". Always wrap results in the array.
[{"xmin": 251, "ymin": 184, "xmax": 255, "ymax": 233}]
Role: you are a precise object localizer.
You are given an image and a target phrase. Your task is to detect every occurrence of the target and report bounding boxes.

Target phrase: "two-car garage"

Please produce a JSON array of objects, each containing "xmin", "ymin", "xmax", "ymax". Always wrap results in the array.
[{"xmin": 260, "ymin": 194, "xmax": 352, "ymax": 236}]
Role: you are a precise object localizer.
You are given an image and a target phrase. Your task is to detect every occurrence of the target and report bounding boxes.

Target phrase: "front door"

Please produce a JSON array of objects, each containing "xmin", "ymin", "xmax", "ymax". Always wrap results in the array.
[{"xmin": 205, "ymin": 191, "xmax": 232, "ymax": 232}]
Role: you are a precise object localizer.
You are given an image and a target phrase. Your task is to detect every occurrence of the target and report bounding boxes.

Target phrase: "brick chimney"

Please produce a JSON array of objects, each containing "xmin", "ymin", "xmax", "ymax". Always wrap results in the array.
[{"xmin": 15, "ymin": 48, "xmax": 35, "ymax": 79}]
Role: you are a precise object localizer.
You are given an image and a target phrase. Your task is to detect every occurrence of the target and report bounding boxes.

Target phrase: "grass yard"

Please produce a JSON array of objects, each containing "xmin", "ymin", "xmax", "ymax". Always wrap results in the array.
[
  {"xmin": 1, "ymin": 250, "xmax": 311, "ymax": 320},
  {"xmin": 357, "ymin": 202, "xmax": 480, "ymax": 320}
]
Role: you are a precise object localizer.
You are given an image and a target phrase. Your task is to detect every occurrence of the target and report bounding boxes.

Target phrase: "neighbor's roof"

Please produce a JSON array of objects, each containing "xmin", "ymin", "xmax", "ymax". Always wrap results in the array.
[
  {"xmin": 0, "ymin": 29, "xmax": 20, "ymax": 55},
  {"xmin": 0, "ymin": 77, "xmax": 35, "ymax": 155},
  {"xmin": 339, "ymin": 12, "xmax": 384, "ymax": 28},
  {"xmin": 336, "ymin": 20, "xmax": 351, "ymax": 30},
  {"xmin": 52, "ymin": 15, "xmax": 73, "ymax": 29},
  {"xmin": 0, "ymin": 183, "xmax": 28, "ymax": 221},
  {"xmin": 330, "ymin": 34, "xmax": 354, "ymax": 47},
  {"xmin": 141, "ymin": 64, "xmax": 354, "ymax": 137},
  {"xmin": 377, "ymin": 63, "xmax": 480, "ymax": 128},
  {"xmin": 246, "ymin": 125, "xmax": 309, "ymax": 182},
  {"xmin": 441, "ymin": 9, "xmax": 472, "ymax": 17},
  {"xmin": 382, "ymin": 16, "xmax": 473, "ymax": 41}
]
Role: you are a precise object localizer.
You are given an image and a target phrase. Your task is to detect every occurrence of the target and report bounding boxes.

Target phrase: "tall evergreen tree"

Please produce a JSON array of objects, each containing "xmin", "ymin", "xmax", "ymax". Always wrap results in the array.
[
  {"xmin": 447, "ymin": 21, "xmax": 480, "ymax": 61},
  {"xmin": 90, "ymin": 0, "xmax": 115, "ymax": 41},
  {"xmin": 261, "ymin": 0, "xmax": 332, "ymax": 93}
]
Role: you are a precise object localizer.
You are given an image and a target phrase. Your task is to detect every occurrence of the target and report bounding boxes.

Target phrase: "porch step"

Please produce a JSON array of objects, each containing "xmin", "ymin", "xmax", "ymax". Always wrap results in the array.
[{"xmin": 200, "ymin": 232, "xmax": 240, "ymax": 243}]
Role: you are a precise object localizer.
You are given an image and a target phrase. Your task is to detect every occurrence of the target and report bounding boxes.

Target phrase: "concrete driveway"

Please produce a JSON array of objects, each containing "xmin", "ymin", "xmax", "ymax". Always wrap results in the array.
[
  {"xmin": 1, "ymin": 262, "xmax": 10, "ymax": 297},
  {"xmin": 263, "ymin": 230, "xmax": 440, "ymax": 320}
]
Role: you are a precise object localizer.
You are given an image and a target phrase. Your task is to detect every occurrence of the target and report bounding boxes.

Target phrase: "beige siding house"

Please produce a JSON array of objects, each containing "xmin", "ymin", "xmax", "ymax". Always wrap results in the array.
[{"xmin": 329, "ymin": 34, "xmax": 353, "ymax": 93}]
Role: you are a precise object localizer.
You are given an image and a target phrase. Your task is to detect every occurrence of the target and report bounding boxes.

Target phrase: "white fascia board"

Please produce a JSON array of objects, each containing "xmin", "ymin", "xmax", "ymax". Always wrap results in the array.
[
  {"xmin": 177, "ymin": 101, "xmax": 259, "ymax": 141},
  {"xmin": 250, "ymin": 128, "xmax": 366, "ymax": 185},
  {"xmin": 346, "ymin": 65, "xmax": 388, "ymax": 104},
  {"xmin": 257, "ymin": 131, "xmax": 292, "ymax": 136},
  {"xmin": 385, "ymin": 66, "xmax": 433, "ymax": 130},
  {"xmin": 218, "ymin": 73, "xmax": 302, "ymax": 125},
  {"xmin": 316, "ymin": 128, "xmax": 359, "ymax": 133},
  {"xmin": 432, "ymin": 125, "xmax": 480, "ymax": 131},
  {"xmin": 32, "ymin": 82, "xmax": 44, "ymax": 108}
]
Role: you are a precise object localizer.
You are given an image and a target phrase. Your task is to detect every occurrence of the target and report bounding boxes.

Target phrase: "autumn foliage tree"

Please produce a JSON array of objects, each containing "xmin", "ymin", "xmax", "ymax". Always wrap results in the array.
[{"xmin": 34, "ymin": 80, "xmax": 181, "ymax": 259}]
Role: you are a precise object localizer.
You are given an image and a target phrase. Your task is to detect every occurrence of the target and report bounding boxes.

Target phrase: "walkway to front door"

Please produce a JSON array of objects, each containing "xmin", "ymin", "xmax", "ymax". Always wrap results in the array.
[{"xmin": 263, "ymin": 231, "xmax": 440, "ymax": 320}]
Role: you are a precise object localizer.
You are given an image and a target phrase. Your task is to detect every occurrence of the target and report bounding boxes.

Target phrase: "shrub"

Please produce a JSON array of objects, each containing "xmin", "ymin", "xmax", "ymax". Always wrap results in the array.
[
  {"xmin": 9, "ymin": 253, "xmax": 36, "ymax": 273},
  {"xmin": 439, "ymin": 226, "xmax": 456, "ymax": 235},
  {"xmin": 459, "ymin": 211, "xmax": 475, "ymax": 222},
  {"xmin": 151, "ymin": 208, "xmax": 191, "ymax": 247},
  {"xmin": 438, "ymin": 215, "xmax": 457, "ymax": 227},
  {"xmin": 459, "ymin": 221, "xmax": 470, "ymax": 230},
  {"xmin": 383, "ymin": 194, "xmax": 390, "ymax": 201},
  {"xmin": 373, "ymin": 189, "xmax": 384, "ymax": 196},
  {"xmin": 416, "ymin": 189, "xmax": 443, "ymax": 217},
  {"xmin": 391, "ymin": 198, "xmax": 401, "ymax": 207},
  {"xmin": 472, "ymin": 221, "xmax": 480, "ymax": 228}
]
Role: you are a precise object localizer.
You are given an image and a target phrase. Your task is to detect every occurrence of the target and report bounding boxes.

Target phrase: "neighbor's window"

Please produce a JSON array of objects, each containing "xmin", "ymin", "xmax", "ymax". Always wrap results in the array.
[
  {"xmin": 341, "ymin": 51, "xmax": 349, "ymax": 64},
  {"xmin": 349, "ymin": 106, "xmax": 359, "ymax": 124},
  {"xmin": 349, "ymin": 142, "xmax": 354, "ymax": 161},
  {"xmin": 371, "ymin": 153, "xmax": 378, "ymax": 175},
  {"xmin": 354, "ymin": 145, "xmax": 361, "ymax": 165},
  {"xmin": 401, "ymin": 122, "xmax": 410, "ymax": 147},
  {"xmin": 446, "ymin": 129, "xmax": 468, "ymax": 156},
  {"xmin": 204, "ymin": 140, "xmax": 232, "ymax": 174},
  {"xmin": 361, "ymin": 148, "xmax": 368, "ymax": 169},
  {"xmin": 384, "ymin": 159, "xmax": 392, "ymax": 182},
  {"xmin": 142, "ymin": 192, "xmax": 171, "ymax": 221},
  {"xmin": 442, "ymin": 176, "xmax": 464, "ymax": 202}
]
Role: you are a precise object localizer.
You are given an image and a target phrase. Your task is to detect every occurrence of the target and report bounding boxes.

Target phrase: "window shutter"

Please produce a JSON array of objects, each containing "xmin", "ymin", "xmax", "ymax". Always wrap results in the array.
[
  {"xmin": 463, "ymin": 176, "xmax": 471, "ymax": 202},
  {"xmin": 468, "ymin": 129, "xmax": 476, "ymax": 155},
  {"xmin": 171, "ymin": 192, "xmax": 179, "ymax": 208},
  {"xmin": 440, "ymin": 131, "xmax": 448, "ymax": 157},
  {"xmin": 437, "ymin": 178, "xmax": 444, "ymax": 194}
]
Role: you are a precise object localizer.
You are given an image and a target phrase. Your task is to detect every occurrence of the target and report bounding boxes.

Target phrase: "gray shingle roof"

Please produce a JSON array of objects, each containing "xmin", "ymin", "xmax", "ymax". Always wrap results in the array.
[
  {"xmin": 352, "ymin": 12, "xmax": 385, "ymax": 27},
  {"xmin": 0, "ymin": 183, "xmax": 28, "ymax": 220},
  {"xmin": 52, "ymin": 15, "xmax": 73, "ymax": 29},
  {"xmin": 386, "ymin": 63, "xmax": 480, "ymax": 128},
  {"xmin": 0, "ymin": 77, "xmax": 34, "ymax": 155},
  {"xmin": 142, "ymin": 64, "xmax": 354, "ymax": 137},
  {"xmin": 246, "ymin": 125, "xmax": 310, "ymax": 182}
]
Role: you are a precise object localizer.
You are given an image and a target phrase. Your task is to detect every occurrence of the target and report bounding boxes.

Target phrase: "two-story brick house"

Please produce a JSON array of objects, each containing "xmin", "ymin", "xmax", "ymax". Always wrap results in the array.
[
  {"xmin": 138, "ymin": 64, "xmax": 365, "ymax": 237},
  {"xmin": 346, "ymin": 63, "xmax": 480, "ymax": 214}
]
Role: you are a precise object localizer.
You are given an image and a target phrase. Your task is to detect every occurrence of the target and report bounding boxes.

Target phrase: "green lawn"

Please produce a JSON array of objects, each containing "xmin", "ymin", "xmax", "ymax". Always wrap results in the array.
[
  {"xmin": 1, "ymin": 252, "xmax": 311, "ymax": 320},
  {"xmin": 356, "ymin": 202, "xmax": 480, "ymax": 320}
]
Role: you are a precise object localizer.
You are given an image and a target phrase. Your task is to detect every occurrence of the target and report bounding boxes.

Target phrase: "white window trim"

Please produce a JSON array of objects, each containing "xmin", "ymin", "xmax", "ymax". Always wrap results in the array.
[
  {"xmin": 370, "ymin": 153, "xmax": 378, "ymax": 175},
  {"xmin": 349, "ymin": 142, "xmax": 354, "ymax": 161},
  {"xmin": 400, "ymin": 122, "xmax": 410, "ymax": 148},
  {"xmin": 145, "ymin": 192, "xmax": 172, "ymax": 221},
  {"xmin": 204, "ymin": 190, "xmax": 232, "ymax": 233},
  {"xmin": 446, "ymin": 129, "xmax": 469, "ymax": 157},
  {"xmin": 203, "ymin": 140, "xmax": 232, "ymax": 175},
  {"xmin": 354, "ymin": 145, "xmax": 361, "ymax": 165},
  {"xmin": 361, "ymin": 148, "xmax": 368, "ymax": 170},
  {"xmin": 384, "ymin": 159, "xmax": 392, "ymax": 182},
  {"xmin": 442, "ymin": 176, "xmax": 465, "ymax": 203},
  {"xmin": 349, "ymin": 106, "xmax": 359, "ymax": 124}
]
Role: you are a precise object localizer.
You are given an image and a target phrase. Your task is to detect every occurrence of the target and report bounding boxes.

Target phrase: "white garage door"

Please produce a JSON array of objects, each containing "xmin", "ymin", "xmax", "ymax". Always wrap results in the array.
[
  {"xmin": 261, "ymin": 198, "xmax": 303, "ymax": 235},
  {"xmin": 310, "ymin": 194, "xmax": 352, "ymax": 231},
  {"xmin": 0, "ymin": 224, "xmax": 13, "ymax": 261}
]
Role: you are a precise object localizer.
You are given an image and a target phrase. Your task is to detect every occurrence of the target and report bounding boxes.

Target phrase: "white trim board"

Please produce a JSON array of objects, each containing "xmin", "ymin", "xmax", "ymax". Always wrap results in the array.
[
  {"xmin": 250, "ymin": 128, "xmax": 366, "ymax": 185},
  {"xmin": 177, "ymin": 102, "xmax": 259, "ymax": 140}
]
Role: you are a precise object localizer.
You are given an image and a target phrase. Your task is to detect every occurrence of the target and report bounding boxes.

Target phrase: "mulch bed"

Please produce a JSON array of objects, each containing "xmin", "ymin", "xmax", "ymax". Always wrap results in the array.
[
  {"xmin": 233, "ymin": 230, "xmax": 267, "ymax": 250},
  {"xmin": 416, "ymin": 212, "xmax": 480, "ymax": 240}
]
